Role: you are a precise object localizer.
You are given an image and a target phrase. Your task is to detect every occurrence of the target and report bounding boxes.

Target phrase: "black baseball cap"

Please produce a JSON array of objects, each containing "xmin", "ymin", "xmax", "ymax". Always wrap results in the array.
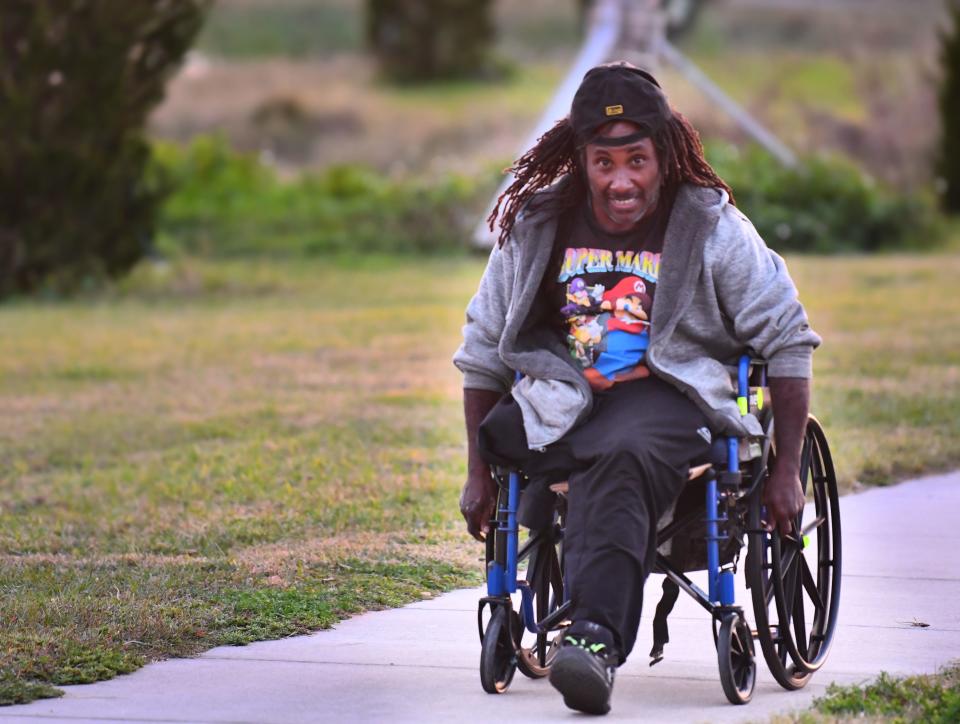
[{"xmin": 570, "ymin": 61, "xmax": 671, "ymax": 147}]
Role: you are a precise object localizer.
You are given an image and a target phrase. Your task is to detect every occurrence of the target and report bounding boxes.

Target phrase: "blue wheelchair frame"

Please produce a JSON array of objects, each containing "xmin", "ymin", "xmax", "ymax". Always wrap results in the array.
[
  {"xmin": 477, "ymin": 354, "xmax": 772, "ymax": 703},
  {"xmin": 483, "ymin": 354, "xmax": 758, "ymax": 615}
]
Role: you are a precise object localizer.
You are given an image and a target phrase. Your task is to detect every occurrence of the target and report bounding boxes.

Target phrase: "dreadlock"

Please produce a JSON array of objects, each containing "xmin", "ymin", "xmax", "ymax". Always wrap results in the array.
[
  {"xmin": 487, "ymin": 118, "xmax": 582, "ymax": 248},
  {"xmin": 488, "ymin": 110, "xmax": 735, "ymax": 247},
  {"xmin": 655, "ymin": 110, "xmax": 734, "ymax": 206}
]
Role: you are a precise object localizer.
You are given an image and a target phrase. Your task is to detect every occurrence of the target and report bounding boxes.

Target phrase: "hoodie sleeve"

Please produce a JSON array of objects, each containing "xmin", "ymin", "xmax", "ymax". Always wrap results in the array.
[
  {"xmin": 452, "ymin": 241, "xmax": 515, "ymax": 392},
  {"xmin": 712, "ymin": 208, "xmax": 821, "ymax": 378}
]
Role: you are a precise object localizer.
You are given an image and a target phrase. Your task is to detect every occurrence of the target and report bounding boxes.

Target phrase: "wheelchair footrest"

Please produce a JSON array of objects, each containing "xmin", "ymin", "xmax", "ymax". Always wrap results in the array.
[{"xmin": 536, "ymin": 599, "xmax": 573, "ymax": 634}]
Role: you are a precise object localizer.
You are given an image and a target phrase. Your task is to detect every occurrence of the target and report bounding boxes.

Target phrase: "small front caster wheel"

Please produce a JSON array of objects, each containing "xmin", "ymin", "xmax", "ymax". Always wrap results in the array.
[
  {"xmin": 717, "ymin": 612, "xmax": 756, "ymax": 705},
  {"xmin": 480, "ymin": 606, "xmax": 517, "ymax": 693}
]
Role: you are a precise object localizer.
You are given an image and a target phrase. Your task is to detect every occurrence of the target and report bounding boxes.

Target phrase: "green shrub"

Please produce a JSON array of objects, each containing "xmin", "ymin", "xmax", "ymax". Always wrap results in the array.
[
  {"xmin": 0, "ymin": 0, "xmax": 209, "ymax": 298},
  {"xmin": 154, "ymin": 136, "xmax": 939, "ymax": 259},
  {"xmin": 707, "ymin": 143, "xmax": 941, "ymax": 253},
  {"xmin": 154, "ymin": 137, "xmax": 486, "ymax": 256},
  {"xmin": 815, "ymin": 665, "xmax": 960, "ymax": 722}
]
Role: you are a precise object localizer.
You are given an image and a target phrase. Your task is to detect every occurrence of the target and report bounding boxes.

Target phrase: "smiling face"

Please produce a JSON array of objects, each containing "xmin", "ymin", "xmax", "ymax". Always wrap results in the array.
[{"xmin": 583, "ymin": 121, "xmax": 662, "ymax": 234}]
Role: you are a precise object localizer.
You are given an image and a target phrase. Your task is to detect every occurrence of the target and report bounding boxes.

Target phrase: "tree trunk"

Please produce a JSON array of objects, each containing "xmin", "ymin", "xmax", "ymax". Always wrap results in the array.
[
  {"xmin": 366, "ymin": 0, "xmax": 495, "ymax": 82},
  {"xmin": 938, "ymin": 2, "xmax": 960, "ymax": 213}
]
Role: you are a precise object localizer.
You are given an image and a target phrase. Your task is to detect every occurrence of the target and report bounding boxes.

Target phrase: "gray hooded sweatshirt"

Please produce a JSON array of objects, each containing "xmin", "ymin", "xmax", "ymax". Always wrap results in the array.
[{"xmin": 453, "ymin": 183, "xmax": 820, "ymax": 449}]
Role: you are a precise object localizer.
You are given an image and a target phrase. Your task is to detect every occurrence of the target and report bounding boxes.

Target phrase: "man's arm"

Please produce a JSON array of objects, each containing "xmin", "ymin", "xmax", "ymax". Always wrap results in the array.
[
  {"xmin": 764, "ymin": 376, "xmax": 809, "ymax": 536},
  {"xmin": 453, "ymin": 238, "xmax": 516, "ymax": 540},
  {"xmin": 460, "ymin": 387, "xmax": 503, "ymax": 541},
  {"xmin": 708, "ymin": 212, "xmax": 819, "ymax": 535}
]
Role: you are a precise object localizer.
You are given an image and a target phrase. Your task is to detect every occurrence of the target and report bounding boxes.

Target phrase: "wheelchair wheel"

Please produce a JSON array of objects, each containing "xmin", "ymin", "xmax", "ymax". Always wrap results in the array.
[
  {"xmin": 717, "ymin": 612, "xmax": 756, "ymax": 705},
  {"xmin": 747, "ymin": 415, "xmax": 842, "ymax": 690},
  {"xmin": 480, "ymin": 605, "xmax": 517, "ymax": 694},
  {"xmin": 516, "ymin": 522, "xmax": 564, "ymax": 678}
]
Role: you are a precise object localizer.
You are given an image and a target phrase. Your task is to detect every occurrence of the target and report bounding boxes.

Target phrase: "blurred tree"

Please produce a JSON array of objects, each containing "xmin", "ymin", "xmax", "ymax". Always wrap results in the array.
[
  {"xmin": 938, "ymin": 0, "xmax": 960, "ymax": 213},
  {"xmin": 366, "ymin": 0, "xmax": 495, "ymax": 82},
  {"xmin": 0, "ymin": 0, "xmax": 210, "ymax": 297}
]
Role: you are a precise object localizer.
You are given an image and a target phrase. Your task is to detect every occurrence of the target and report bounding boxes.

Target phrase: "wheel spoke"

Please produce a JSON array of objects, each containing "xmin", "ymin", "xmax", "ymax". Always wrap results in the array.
[
  {"xmin": 762, "ymin": 538, "xmax": 776, "ymax": 606},
  {"xmin": 801, "ymin": 515, "xmax": 826, "ymax": 537},
  {"xmin": 734, "ymin": 642, "xmax": 751, "ymax": 690},
  {"xmin": 765, "ymin": 540, "xmax": 799, "ymax": 607},
  {"xmin": 781, "ymin": 549, "xmax": 799, "ymax": 635},
  {"xmin": 813, "ymin": 468, "xmax": 827, "ymax": 515},
  {"xmin": 800, "ymin": 555, "xmax": 825, "ymax": 614},
  {"xmin": 535, "ymin": 542, "xmax": 551, "ymax": 667},
  {"xmin": 517, "ymin": 531, "xmax": 541, "ymax": 564},
  {"xmin": 782, "ymin": 541, "xmax": 801, "ymax": 574},
  {"xmin": 550, "ymin": 549, "xmax": 563, "ymax": 601},
  {"xmin": 731, "ymin": 626, "xmax": 745, "ymax": 656},
  {"xmin": 792, "ymin": 564, "xmax": 809, "ymax": 659}
]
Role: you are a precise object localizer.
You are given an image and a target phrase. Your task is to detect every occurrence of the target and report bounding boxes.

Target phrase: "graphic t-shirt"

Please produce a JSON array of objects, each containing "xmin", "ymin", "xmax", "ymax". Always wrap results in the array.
[{"xmin": 554, "ymin": 202, "xmax": 668, "ymax": 390}]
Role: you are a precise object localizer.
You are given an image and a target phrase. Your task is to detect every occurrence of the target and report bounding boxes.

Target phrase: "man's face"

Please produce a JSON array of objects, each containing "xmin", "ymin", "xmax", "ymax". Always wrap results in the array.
[{"xmin": 583, "ymin": 121, "xmax": 661, "ymax": 233}]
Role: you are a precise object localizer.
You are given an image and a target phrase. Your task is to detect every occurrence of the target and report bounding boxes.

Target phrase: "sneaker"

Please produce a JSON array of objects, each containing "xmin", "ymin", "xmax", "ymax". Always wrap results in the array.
[{"xmin": 549, "ymin": 633, "xmax": 617, "ymax": 715}]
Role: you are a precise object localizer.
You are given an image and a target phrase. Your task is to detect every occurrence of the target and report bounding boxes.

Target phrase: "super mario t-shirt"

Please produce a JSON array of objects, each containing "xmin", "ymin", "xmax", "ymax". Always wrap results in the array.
[{"xmin": 554, "ymin": 202, "xmax": 667, "ymax": 390}]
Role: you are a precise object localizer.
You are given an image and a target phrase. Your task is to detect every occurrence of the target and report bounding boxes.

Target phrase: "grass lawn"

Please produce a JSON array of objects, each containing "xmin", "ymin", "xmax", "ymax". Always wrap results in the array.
[{"xmin": 2, "ymin": 252, "xmax": 959, "ymax": 704}]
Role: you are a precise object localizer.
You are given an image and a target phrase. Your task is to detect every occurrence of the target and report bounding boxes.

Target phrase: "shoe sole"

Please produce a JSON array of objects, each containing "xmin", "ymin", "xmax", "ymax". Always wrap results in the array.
[{"xmin": 549, "ymin": 652, "xmax": 611, "ymax": 715}]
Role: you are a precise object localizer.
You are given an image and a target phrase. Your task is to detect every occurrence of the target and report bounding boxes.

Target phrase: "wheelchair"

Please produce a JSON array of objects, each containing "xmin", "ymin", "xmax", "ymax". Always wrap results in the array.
[{"xmin": 476, "ymin": 356, "xmax": 841, "ymax": 705}]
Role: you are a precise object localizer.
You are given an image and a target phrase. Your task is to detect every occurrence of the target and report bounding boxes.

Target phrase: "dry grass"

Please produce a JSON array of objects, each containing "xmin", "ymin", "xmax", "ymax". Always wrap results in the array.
[
  {"xmin": 1, "ymin": 251, "xmax": 958, "ymax": 704},
  {"xmin": 0, "ymin": 258, "xmax": 482, "ymax": 703},
  {"xmin": 150, "ymin": 55, "xmax": 564, "ymax": 177},
  {"xmin": 793, "ymin": 253, "xmax": 960, "ymax": 486}
]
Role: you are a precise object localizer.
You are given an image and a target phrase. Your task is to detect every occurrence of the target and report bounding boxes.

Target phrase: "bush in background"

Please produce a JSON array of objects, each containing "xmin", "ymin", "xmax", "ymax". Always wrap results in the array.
[
  {"xmin": 0, "ymin": 0, "xmax": 209, "ymax": 298},
  {"xmin": 707, "ymin": 144, "xmax": 941, "ymax": 253},
  {"xmin": 154, "ymin": 136, "xmax": 940, "ymax": 260},
  {"xmin": 937, "ymin": 1, "xmax": 960, "ymax": 214},
  {"xmin": 155, "ymin": 137, "xmax": 486, "ymax": 256}
]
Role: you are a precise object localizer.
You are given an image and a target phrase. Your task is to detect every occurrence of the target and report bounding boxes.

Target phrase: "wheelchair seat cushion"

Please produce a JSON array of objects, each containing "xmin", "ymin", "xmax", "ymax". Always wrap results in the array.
[{"xmin": 696, "ymin": 431, "xmax": 764, "ymax": 469}]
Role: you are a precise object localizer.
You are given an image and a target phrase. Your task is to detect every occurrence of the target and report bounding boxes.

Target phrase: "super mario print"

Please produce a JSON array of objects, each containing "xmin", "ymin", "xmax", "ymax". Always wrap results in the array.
[{"xmin": 559, "ymin": 250, "xmax": 659, "ymax": 390}]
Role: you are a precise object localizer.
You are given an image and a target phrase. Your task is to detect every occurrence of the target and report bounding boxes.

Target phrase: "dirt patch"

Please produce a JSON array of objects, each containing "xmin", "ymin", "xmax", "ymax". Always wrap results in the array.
[
  {"xmin": 230, "ymin": 530, "xmax": 480, "ymax": 583},
  {"xmin": 150, "ymin": 54, "xmax": 551, "ymax": 176}
]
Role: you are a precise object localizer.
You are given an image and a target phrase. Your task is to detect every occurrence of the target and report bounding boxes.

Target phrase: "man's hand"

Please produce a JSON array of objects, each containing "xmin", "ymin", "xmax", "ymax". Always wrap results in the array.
[
  {"xmin": 762, "ymin": 462, "xmax": 805, "ymax": 537},
  {"xmin": 461, "ymin": 387, "xmax": 504, "ymax": 542},
  {"xmin": 460, "ymin": 472, "xmax": 496, "ymax": 541}
]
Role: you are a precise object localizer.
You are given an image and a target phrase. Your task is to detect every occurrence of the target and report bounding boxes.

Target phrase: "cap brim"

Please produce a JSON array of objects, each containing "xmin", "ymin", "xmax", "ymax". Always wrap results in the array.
[{"xmin": 585, "ymin": 129, "xmax": 651, "ymax": 147}]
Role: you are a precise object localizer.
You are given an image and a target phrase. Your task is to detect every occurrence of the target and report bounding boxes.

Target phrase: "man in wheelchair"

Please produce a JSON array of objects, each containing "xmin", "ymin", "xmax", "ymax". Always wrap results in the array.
[{"xmin": 453, "ymin": 62, "xmax": 820, "ymax": 715}]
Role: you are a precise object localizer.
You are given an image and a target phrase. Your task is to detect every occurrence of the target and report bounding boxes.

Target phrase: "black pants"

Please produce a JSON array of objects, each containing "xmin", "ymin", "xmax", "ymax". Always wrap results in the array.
[{"xmin": 478, "ymin": 376, "xmax": 711, "ymax": 662}]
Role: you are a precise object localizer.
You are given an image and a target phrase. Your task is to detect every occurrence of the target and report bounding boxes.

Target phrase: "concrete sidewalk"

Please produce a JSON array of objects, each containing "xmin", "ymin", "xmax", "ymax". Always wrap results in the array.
[{"xmin": 3, "ymin": 471, "xmax": 958, "ymax": 724}]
